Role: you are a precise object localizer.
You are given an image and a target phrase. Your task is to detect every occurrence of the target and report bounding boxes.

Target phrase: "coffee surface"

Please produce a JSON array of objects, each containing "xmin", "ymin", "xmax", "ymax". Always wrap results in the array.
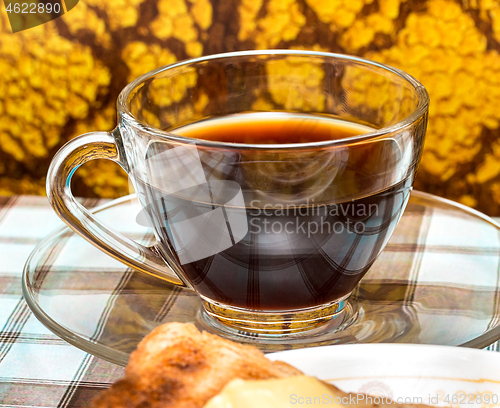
[{"xmin": 172, "ymin": 112, "xmax": 373, "ymax": 144}]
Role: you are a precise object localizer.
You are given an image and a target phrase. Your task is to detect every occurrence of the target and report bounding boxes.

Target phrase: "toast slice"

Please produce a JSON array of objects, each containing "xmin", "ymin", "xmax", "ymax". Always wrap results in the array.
[
  {"xmin": 91, "ymin": 322, "xmax": 439, "ymax": 408},
  {"xmin": 90, "ymin": 323, "xmax": 302, "ymax": 408}
]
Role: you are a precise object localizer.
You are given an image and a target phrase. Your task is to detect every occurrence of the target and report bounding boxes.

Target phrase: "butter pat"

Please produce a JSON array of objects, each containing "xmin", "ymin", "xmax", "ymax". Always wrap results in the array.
[{"xmin": 204, "ymin": 375, "xmax": 344, "ymax": 408}]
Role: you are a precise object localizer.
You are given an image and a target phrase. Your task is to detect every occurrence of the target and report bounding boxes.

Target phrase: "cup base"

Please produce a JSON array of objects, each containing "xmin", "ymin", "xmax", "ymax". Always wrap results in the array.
[{"xmin": 199, "ymin": 294, "xmax": 354, "ymax": 339}]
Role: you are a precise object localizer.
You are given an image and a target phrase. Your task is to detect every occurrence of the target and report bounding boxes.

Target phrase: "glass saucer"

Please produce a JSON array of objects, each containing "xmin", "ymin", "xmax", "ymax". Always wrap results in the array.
[{"xmin": 22, "ymin": 191, "xmax": 500, "ymax": 366}]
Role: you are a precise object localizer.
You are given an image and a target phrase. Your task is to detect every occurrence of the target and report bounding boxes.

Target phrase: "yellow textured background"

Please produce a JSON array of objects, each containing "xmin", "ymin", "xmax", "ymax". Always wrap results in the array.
[{"xmin": 1, "ymin": 0, "xmax": 500, "ymax": 214}]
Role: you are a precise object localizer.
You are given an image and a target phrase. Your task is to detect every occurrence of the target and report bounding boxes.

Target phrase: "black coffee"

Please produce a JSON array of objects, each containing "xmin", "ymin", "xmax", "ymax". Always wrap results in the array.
[{"xmin": 135, "ymin": 113, "xmax": 412, "ymax": 311}]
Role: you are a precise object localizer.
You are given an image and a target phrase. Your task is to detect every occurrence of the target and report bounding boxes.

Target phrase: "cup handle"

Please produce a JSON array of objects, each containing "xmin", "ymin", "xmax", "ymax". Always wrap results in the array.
[{"xmin": 46, "ymin": 131, "xmax": 187, "ymax": 287}]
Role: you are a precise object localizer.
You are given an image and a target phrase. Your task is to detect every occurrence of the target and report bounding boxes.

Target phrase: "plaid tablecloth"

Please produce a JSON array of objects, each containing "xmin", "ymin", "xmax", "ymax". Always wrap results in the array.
[
  {"xmin": 1, "ymin": 194, "xmax": 500, "ymax": 407},
  {"xmin": 0, "ymin": 196, "xmax": 124, "ymax": 407}
]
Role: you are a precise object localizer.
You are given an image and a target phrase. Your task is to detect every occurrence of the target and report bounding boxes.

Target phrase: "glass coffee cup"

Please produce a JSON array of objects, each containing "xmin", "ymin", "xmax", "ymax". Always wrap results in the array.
[{"xmin": 47, "ymin": 50, "xmax": 429, "ymax": 337}]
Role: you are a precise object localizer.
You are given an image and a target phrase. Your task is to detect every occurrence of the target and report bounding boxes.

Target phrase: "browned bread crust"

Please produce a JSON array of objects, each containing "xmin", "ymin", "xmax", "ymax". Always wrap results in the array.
[
  {"xmin": 90, "ymin": 323, "xmax": 302, "ymax": 408},
  {"xmin": 91, "ymin": 322, "xmax": 439, "ymax": 408}
]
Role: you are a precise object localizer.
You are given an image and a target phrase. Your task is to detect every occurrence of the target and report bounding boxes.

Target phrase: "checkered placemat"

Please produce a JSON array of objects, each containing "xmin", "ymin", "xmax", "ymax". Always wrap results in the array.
[
  {"xmin": 0, "ymin": 196, "xmax": 124, "ymax": 407},
  {"xmin": 1, "ymin": 194, "xmax": 500, "ymax": 407}
]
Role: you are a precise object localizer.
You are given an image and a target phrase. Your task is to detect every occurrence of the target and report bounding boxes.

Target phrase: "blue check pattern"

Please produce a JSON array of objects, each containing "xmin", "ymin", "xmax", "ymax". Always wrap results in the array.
[{"xmin": 0, "ymin": 194, "xmax": 499, "ymax": 407}]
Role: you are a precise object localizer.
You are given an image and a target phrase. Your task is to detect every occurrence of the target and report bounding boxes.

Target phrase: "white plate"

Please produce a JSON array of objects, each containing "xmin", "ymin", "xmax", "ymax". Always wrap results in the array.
[{"xmin": 268, "ymin": 344, "xmax": 500, "ymax": 407}]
